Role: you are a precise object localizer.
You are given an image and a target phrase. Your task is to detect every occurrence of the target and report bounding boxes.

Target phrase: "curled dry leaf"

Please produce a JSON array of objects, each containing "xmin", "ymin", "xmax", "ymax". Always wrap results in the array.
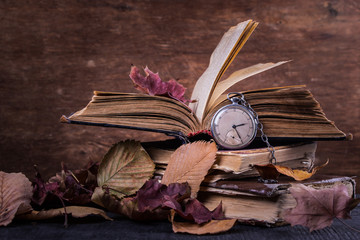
[
  {"xmin": 97, "ymin": 140, "xmax": 155, "ymax": 199},
  {"xmin": 161, "ymin": 141, "xmax": 218, "ymax": 198},
  {"xmin": 170, "ymin": 210, "xmax": 236, "ymax": 235},
  {"xmin": 129, "ymin": 66, "xmax": 189, "ymax": 103},
  {"xmin": 254, "ymin": 159, "xmax": 329, "ymax": 181},
  {"xmin": 284, "ymin": 183, "xmax": 356, "ymax": 231},
  {"xmin": 0, "ymin": 172, "xmax": 33, "ymax": 226},
  {"xmin": 17, "ymin": 206, "xmax": 112, "ymax": 221}
]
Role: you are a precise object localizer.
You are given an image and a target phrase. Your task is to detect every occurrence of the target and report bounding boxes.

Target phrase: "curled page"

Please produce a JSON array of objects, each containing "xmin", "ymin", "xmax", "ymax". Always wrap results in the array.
[
  {"xmin": 189, "ymin": 20, "xmax": 258, "ymax": 122},
  {"xmin": 206, "ymin": 61, "xmax": 290, "ymax": 113}
]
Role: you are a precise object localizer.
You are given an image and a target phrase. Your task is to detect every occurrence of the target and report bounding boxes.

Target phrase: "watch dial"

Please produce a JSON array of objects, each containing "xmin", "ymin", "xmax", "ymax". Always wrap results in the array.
[{"xmin": 211, "ymin": 105, "xmax": 257, "ymax": 149}]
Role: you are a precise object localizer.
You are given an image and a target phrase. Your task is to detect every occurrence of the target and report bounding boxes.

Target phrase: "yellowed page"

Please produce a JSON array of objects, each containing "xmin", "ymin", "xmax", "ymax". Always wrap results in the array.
[
  {"xmin": 206, "ymin": 61, "xmax": 290, "ymax": 112},
  {"xmin": 189, "ymin": 20, "xmax": 257, "ymax": 122}
]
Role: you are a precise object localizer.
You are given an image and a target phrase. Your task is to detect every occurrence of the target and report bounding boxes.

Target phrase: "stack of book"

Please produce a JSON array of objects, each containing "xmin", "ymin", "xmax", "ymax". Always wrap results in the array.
[{"xmin": 61, "ymin": 20, "xmax": 355, "ymax": 226}]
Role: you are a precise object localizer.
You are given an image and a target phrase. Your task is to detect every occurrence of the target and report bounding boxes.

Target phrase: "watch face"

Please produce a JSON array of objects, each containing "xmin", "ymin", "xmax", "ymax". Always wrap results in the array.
[{"xmin": 211, "ymin": 104, "xmax": 257, "ymax": 149}]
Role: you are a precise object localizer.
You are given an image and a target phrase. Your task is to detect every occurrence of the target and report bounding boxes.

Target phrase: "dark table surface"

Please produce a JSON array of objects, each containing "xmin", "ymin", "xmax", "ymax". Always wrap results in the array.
[{"xmin": 2, "ymin": 204, "xmax": 360, "ymax": 240}]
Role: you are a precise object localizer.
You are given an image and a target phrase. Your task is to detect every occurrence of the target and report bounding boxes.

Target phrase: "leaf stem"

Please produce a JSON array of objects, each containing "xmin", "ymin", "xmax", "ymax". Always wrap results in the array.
[
  {"xmin": 337, "ymin": 217, "xmax": 360, "ymax": 233},
  {"xmin": 55, "ymin": 193, "xmax": 68, "ymax": 228},
  {"xmin": 68, "ymin": 170, "xmax": 93, "ymax": 194}
]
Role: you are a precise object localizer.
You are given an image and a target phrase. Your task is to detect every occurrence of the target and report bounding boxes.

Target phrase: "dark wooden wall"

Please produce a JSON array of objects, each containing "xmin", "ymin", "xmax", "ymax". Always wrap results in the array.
[{"xmin": 1, "ymin": 0, "xmax": 359, "ymax": 190}]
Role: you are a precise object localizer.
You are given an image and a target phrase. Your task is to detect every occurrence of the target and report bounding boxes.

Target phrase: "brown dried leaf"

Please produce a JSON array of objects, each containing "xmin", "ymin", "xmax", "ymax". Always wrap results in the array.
[
  {"xmin": 255, "ymin": 160, "xmax": 329, "ymax": 181},
  {"xmin": 171, "ymin": 210, "xmax": 236, "ymax": 235},
  {"xmin": 284, "ymin": 183, "xmax": 355, "ymax": 231},
  {"xmin": 97, "ymin": 140, "xmax": 155, "ymax": 199},
  {"xmin": 17, "ymin": 206, "xmax": 112, "ymax": 221},
  {"xmin": 161, "ymin": 141, "xmax": 217, "ymax": 198},
  {"xmin": 275, "ymin": 160, "xmax": 329, "ymax": 181},
  {"xmin": 0, "ymin": 172, "xmax": 33, "ymax": 226}
]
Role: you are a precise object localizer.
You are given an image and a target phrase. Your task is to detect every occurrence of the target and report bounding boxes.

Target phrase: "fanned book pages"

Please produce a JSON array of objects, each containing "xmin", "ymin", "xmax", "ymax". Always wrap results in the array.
[{"xmin": 61, "ymin": 19, "xmax": 346, "ymax": 141}]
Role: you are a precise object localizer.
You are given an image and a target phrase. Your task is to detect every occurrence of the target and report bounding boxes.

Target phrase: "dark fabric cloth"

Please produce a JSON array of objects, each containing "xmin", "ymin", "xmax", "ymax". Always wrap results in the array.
[{"xmin": 1, "ymin": 205, "xmax": 360, "ymax": 240}]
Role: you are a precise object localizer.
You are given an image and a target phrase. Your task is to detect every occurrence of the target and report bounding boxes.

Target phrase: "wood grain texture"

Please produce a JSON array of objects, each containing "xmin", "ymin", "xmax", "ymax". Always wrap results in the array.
[{"xmin": 0, "ymin": 0, "xmax": 359, "ymax": 190}]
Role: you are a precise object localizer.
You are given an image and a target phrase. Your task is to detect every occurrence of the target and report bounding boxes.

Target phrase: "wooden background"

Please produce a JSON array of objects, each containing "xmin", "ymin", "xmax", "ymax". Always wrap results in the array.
[{"xmin": 0, "ymin": 0, "xmax": 359, "ymax": 190}]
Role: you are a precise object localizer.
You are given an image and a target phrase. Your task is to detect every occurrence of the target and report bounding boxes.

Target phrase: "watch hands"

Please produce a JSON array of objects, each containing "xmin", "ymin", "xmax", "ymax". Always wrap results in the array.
[
  {"xmin": 232, "ymin": 125, "xmax": 243, "ymax": 143},
  {"xmin": 233, "ymin": 123, "xmax": 246, "ymax": 127}
]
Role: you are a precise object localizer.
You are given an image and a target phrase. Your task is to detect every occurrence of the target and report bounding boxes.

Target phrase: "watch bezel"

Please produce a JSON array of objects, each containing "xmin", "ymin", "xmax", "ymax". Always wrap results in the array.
[{"xmin": 210, "ymin": 104, "xmax": 258, "ymax": 150}]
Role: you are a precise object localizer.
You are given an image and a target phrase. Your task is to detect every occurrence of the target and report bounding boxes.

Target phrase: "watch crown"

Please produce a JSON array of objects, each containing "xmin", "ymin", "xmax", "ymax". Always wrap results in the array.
[{"xmin": 230, "ymin": 97, "xmax": 241, "ymax": 104}]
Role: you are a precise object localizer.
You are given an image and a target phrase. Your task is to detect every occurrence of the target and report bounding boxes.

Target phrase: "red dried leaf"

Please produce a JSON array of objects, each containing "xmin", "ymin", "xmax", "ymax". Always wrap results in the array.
[
  {"xmin": 129, "ymin": 66, "xmax": 189, "ymax": 103},
  {"xmin": 284, "ymin": 183, "xmax": 356, "ymax": 231},
  {"xmin": 32, "ymin": 169, "xmax": 60, "ymax": 206},
  {"xmin": 92, "ymin": 178, "xmax": 224, "ymax": 224},
  {"xmin": 135, "ymin": 179, "xmax": 190, "ymax": 212},
  {"xmin": 32, "ymin": 162, "xmax": 98, "ymax": 207},
  {"xmin": 139, "ymin": 181, "xmax": 225, "ymax": 224},
  {"xmin": 135, "ymin": 180, "xmax": 223, "ymax": 224},
  {"xmin": 174, "ymin": 198, "xmax": 224, "ymax": 224}
]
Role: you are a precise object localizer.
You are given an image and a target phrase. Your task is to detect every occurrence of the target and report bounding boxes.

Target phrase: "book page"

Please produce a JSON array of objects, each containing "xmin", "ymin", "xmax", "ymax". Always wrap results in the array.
[
  {"xmin": 62, "ymin": 92, "xmax": 200, "ymax": 135},
  {"xmin": 205, "ymin": 61, "xmax": 289, "ymax": 113},
  {"xmin": 189, "ymin": 20, "xmax": 258, "ymax": 122}
]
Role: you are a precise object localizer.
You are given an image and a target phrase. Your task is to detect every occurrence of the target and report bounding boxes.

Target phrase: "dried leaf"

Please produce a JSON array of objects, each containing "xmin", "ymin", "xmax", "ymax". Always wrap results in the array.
[
  {"xmin": 17, "ymin": 206, "xmax": 112, "ymax": 221},
  {"xmin": 129, "ymin": 66, "xmax": 189, "ymax": 103},
  {"xmin": 70, "ymin": 161, "xmax": 99, "ymax": 191},
  {"xmin": 92, "ymin": 179, "xmax": 224, "ymax": 224},
  {"xmin": 284, "ymin": 183, "xmax": 355, "ymax": 231},
  {"xmin": 161, "ymin": 141, "xmax": 217, "ymax": 198},
  {"xmin": 170, "ymin": 210, "xmax": 236, "ymax": 235},
  {"xmin": 48, "ymin": 164, "xmax": 94, "ymax": 205},
  {"xmin": 275, "ymin": 160, "xmax": 329, "ymax": 181},
  {"xmin": 97, "ymin": 140, "xmax": 155, "ymax": 199},
  {"xmin": 32, "ymin": 162, "xmax": 98, "ymax": 207},
  {"xmin": 0, "ymin": 172, "xmax": 33, "ymax": 226},
  {"xmin": 174, "ymin": 198, "xmax": 224, "ymax": 224},
  {"xmin": 91, "ymin": 187, "xmax": 169, "ymax": 221},
  {"xmin": 32, "ymin": 169, "xmax": 61, "ymax": 206},
  {"xmin": 255, "ymin": 160, "xmax": 329, "ymax": 181},
  {"xmin": 135, "ymin": 179, "xmax": 190, "ymax": 212}
]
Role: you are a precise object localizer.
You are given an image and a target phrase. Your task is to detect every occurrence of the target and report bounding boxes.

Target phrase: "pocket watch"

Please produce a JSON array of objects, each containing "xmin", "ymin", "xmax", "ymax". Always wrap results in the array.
[
  {"xmin": 211, "ymin": 92, "xmax": 277, "ymax": 165},
  {"xmin": 211, "ymin": 93, "xmax": 257, "ymax": 150}
]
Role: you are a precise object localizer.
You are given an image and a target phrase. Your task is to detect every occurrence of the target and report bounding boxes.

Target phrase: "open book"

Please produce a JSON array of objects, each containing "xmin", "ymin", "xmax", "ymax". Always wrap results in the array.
[{"xmin": 61, "ymin": 20, "xmax": 345, "ymax": 141}]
